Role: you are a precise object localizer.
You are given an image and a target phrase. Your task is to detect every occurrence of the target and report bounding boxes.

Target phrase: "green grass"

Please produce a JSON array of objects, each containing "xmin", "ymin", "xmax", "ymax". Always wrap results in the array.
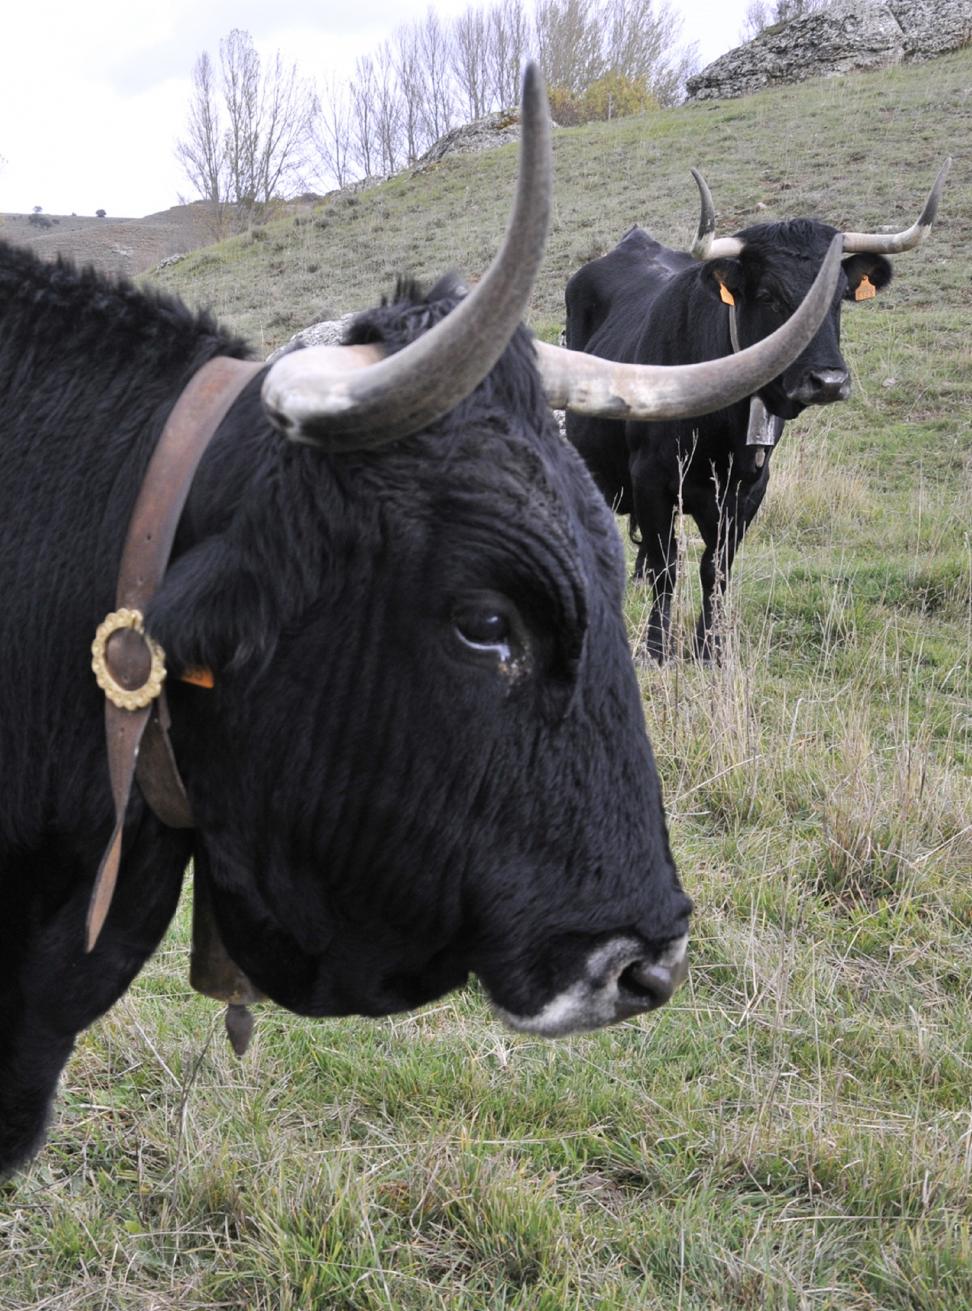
[{"xmin": 2, "ymin": 49, "xmax": 970, "ymax": 1311}]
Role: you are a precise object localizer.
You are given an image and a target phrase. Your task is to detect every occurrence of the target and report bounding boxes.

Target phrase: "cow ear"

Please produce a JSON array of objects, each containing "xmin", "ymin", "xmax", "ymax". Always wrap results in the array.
[
  {"xmin": 842, "ymin": 253, "xmax": 893, "ymax": 303},
  {"xmin": 146, "ymin": 535, "xmax": 286, "ymax": 679},
  {"xmin": 700, "ymin": 258, "xmax": 744, "ymax": 306}
]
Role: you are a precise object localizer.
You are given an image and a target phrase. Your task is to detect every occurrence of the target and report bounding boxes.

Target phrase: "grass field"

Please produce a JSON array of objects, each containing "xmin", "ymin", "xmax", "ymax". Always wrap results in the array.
[{"xmin": 1, "ymin": 49, "xmax": 970, "ymax": 1311}]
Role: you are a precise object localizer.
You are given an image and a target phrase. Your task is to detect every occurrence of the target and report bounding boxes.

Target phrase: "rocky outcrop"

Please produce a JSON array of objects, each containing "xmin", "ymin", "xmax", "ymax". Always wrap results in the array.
[
  {"xmin": 890, "ymin": 0, "xmax": 972, "ymax": 54},
  {"xmin": 686, "ymin": 0, "xmax": 972, "ymax": 101},
  {"xmin": 414, "ymin": 110, "xmax": 527, "ymax": 169}
]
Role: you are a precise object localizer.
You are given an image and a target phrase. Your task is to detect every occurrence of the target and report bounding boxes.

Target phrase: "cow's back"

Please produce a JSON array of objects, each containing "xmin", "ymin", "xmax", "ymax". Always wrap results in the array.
[{"xmin": 565, "ymin": 226, "xmax": 692, "ymax": 359}]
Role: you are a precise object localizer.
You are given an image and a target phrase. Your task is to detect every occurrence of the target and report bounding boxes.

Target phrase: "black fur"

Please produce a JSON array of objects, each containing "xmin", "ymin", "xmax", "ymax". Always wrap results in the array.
[
  {"xmin": 565, "ymin": 220, "xmax": 893, "ymax": 661},
  {"xmin": 0, "ymin": 242, "xmax": 689, "ymax": 1173}
]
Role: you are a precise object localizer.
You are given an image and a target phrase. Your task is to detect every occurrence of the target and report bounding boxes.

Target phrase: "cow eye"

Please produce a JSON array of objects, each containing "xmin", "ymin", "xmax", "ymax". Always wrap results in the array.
[
  {"xmin": 756, "ymin": 289, "xmax": 784, "ymax": 313},
  {"xmin": 453, "ymin": 602, "xmax": 513, "ymax": 658}
]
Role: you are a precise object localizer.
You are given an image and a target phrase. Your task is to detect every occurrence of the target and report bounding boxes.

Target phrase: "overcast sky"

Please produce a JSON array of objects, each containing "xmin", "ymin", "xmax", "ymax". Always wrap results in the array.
[{"xmin": 0, "ymin": 0, "xmax": 753, "ymax": 218}]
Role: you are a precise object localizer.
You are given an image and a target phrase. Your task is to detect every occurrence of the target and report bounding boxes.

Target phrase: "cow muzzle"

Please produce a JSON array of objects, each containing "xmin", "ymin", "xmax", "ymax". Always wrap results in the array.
[
  {"xmin": 495, "ymin": 933, "xmax": 689, "ymax": 1036},
  {"xmin": 789, "ymin": 367, "xmax": 851, "ymax": 407}
]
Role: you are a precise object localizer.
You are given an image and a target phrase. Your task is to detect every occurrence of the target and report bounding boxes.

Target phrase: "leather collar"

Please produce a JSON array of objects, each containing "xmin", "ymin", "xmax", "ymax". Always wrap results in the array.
[{"xmin": 86, "ymin": 356, "xmax": 264, "ymax": 951}]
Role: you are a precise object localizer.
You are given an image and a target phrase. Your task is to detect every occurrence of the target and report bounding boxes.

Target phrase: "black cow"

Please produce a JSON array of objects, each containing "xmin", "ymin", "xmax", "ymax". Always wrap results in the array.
[
  {"xmin": 0, "ymin": 68, "xmax": 848, "ymax": 1175},
  {"xmin": 565, "ymin": 163, "xmax": 949, "ymax": 661}
]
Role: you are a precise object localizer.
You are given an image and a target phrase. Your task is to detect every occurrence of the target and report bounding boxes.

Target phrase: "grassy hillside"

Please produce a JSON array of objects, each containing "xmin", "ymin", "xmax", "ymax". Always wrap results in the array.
[
  {"xmin": 154, "ymin": 49, "xmax": 970, "ymax": 354},
  {"xmin": 3, "ymin": 50, "xmax": 970, "ymax": 1311}
]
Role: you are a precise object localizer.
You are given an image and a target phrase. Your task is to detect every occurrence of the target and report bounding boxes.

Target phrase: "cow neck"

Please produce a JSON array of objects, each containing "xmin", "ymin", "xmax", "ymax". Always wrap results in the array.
[{"xmin": 86, "ymin": 355, "xmax": 265, "ymax": 953}]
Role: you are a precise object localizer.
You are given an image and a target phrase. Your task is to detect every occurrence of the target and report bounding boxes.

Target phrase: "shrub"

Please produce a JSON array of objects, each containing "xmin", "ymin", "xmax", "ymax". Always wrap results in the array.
[
  {"xmin": 582, "ymin": 72, "xmax": 659, "ymax": 120},
  {"xmin": 548, "ymin": 74, "xmax": 659, "ymax": 126}
]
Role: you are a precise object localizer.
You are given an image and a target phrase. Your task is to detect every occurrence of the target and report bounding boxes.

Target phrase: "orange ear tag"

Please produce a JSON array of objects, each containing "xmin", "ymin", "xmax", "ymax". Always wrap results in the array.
[
  {"xmin": 855, "ymin": 275, "xmax": 876, "ymax": 302},
  {"xmin": 180, "ymin": 667, "xmax": 215, "ymax": 689},
  {"xmin": 719, "ymin": 281, "xmax": 735, "ymax": 306}
]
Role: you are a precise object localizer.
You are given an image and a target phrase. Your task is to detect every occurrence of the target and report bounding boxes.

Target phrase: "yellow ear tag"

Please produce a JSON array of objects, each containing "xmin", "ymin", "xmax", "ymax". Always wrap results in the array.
[
  {"xmin": 719, "ymin": 281, "xmax": 735, "ymax": 306},
  {"xmin": 855, "ymin": 274, "xmax": 876, "ymax": 302}
]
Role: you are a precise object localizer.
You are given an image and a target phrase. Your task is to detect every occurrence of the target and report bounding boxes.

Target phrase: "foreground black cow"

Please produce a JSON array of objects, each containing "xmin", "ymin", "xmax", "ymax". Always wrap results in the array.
[
  {"xmin": 0, "ymin": 68, "xmax": 846, "ymax": 1175},
  {"xmin": 565, "ymin": 162, "xmax": 949, "ymax": 661}
]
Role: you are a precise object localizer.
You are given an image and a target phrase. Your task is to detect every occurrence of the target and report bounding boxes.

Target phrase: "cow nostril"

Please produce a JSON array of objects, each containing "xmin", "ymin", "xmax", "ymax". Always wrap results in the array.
[
  {"xmin": 620, "ymin": 961, "xmax": 667, "ymax": 1002},
  {"xmin": 618, "ymin": 955, "xmax": 686, "ymax": 1008},
  {"xmin": 808, "ymin": 369, "xmax": 850, "ymax": 396}
]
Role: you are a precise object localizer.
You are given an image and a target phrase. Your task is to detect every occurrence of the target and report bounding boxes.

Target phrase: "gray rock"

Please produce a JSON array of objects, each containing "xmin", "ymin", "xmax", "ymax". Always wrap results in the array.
[
  {"xmin": 266, "ymin": 314, "xmax": 357, "ymax": 364},
  {"xmin": 414, "ymin": 110, "xmax": 525, "ymax": 169},
  {"xmin": 686, "ymin": 0, "xmax": 971, "ymax": 101},
  {"xmin": 344, "ymin": 173, "xmax": 393, "ymax": 194},
  {"xmin": 891, "ymin": 0, "xmax": 972, "ymax": 56}
]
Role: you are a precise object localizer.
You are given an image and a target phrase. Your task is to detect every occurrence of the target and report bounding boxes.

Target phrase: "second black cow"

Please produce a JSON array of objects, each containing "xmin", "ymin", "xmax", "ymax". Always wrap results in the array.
[{"xmin": 565, "ymin": 162, "xmax": 949, "ymax": 661}]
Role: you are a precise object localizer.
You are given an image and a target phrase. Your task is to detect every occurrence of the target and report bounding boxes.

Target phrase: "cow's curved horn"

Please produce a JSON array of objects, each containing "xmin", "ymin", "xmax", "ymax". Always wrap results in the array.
[
  {"xmin": 262, "ymin": 63, "xmax": 552, "ymax": 451},
  {"xmin": 841, "ymin": 158, "xmax": 951, "ymax": 254},
  {"xmin": 536, "ymin": 233, "xmax": 843, "ymax": 421},
  {"xmin": 690, "ymin": 168, "xmax": 744, "ymax": 261}
]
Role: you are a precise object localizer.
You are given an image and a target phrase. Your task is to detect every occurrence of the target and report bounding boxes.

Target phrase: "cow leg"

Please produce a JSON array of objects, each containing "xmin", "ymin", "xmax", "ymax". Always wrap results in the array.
[
  {"xmin": 0, "ymin": 1002, "xmax": 75, "ymax": 1176},
  {"xmin": 693, "ymin": 476, "xmax": 768, "ymax": 663},
  {"xmin": 631, "ymin": 484, "xmax": 678, "ymax": 664}
]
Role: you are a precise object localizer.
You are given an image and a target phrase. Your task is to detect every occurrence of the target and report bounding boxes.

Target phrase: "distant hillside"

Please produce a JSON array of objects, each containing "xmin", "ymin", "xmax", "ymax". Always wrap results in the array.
[
  {"xmin": 148, "ymin": 47, "xmax": 969, "ymax": 358},
  {"xmin": 0, "ymin": 202, "xmax": 228, "ymax": 278}
]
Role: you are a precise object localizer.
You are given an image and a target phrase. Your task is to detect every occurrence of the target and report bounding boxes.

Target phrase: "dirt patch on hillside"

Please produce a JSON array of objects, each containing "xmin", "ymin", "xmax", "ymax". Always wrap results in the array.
[{"xmin": 0, "ymin": 201, "xmax": 226, "ymax": 278}]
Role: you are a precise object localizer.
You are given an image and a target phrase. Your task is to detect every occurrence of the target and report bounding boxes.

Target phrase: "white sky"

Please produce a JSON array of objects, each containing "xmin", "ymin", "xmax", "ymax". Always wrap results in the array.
[{"xmin": 0, "ymin": 0, "xmax": 753, "ymax": 218}]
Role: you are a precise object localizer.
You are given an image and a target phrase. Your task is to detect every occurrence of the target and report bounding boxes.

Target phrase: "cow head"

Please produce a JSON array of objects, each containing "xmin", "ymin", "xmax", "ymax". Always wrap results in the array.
[
  {"xmin": 698, "ymin": 224, "xmax": 892, "ymax": 417},
  {"xmin": 149, "ymin": 284, "xmax": 692, "ymax": 1036},
  {"xmin": 690, "ymin": 162, "xmax": 949, "ymax": 420}
]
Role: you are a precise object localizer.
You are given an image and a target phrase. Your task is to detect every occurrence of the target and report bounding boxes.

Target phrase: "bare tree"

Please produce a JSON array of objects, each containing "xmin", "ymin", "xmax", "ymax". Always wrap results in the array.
[
  {"xmin": 372, "ymin": 41, "xmax": 403, "ymax": 175},
  {"xmin": 349, "ymin": 56, "xmax": 378, "ymax": 179},
  {"xmin": 220, "ymin": 30, "xmax": 315, "ymax": 224},
  {"xmin": 176, "ymin": 51, "xmax": 229, "ymax": 231},
  {"xmin": 253, "ymin": 51, "xmax": 318, "ymax": 209},
  {"xmin": 315, "ymin": 74, "xmax": 353, "ymax": 189},
  {"xmin": 604, "ymin": 0, "xmax": 689, "ymax": 99},
  {"xmin": 220, "ymin": 29, "xmax": 261, "ymax": 217},
  {"xmin": 740, "ymin": 0, "xmax": 770, "ymax": 41},
  {"xmin": 452, "ymin": 8, "xmax": 492, "ymax": 121},
  {"xmin": 533, "ymin": 0, "xmax": 692, "ymax": 107},
  {"xmin": 176, "ymin": 29, "xmax": 317, "ymax": 230},
  {"xmin": 394, "ymin": 26, "xmax": 424, "ymax": 165},
  {"xmin": 486, "ymin": 0, "xmax": 529, "ymax": 109},
  {"xmin": 308, "ymin": 0, "xmax": 695, "ymax": 193},
  {"xmin": 418, "ymin": 10, "xmax": 455, "ymax": 142},
  {"xmin": 534, "ymin": 0, "xmax": 604, "ymax": 96}
]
